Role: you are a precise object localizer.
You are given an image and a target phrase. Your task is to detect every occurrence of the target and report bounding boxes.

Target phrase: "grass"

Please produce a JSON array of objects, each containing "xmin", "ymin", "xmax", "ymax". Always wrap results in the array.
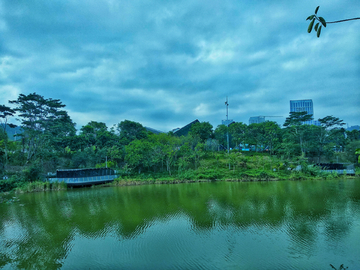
[{"xmin": 14, "ymin": 181, "xmax": 67, "ymax": 193}]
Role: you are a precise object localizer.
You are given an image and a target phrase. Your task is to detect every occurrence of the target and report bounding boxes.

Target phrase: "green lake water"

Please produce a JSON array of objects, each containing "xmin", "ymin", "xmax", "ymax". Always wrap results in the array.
[{"xmin": 1, "ymin": 179, "xmax": 360, "ymax": 269}]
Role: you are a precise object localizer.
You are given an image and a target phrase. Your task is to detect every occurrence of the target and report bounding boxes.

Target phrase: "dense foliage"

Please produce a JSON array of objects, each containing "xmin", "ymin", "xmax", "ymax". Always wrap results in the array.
[{"xmin": 1, "ymin": 93, "xmax": 359, "ymax": 191}]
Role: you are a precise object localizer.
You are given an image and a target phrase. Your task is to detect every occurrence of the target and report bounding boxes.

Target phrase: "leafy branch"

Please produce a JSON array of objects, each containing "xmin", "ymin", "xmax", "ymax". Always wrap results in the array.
[
  {"xmin": 356, "ymin": 148, "xmax": 360, "ymax": 164},
  {"xmin": 307, "ymin": 6, "xmax": 360, "ymax": 37},
  {"xmin": 330, "ymin": 264, "xmax": 348, "ymax": 270}
]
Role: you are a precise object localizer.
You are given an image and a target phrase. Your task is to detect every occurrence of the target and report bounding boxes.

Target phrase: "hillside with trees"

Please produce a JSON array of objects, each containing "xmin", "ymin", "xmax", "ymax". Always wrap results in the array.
[{"xmin": 1, "ymin": 93, "xmax": 359, "ymax": 192}]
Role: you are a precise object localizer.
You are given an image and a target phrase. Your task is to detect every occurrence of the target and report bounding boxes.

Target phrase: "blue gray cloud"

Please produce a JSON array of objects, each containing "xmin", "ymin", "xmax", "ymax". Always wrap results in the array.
[{"xmin": 0, "ymin": 0, "xmax": 359, "ymax": 131}]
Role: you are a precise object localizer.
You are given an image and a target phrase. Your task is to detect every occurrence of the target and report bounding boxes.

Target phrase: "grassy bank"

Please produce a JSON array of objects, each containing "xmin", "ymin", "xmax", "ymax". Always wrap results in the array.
[
  {"xmin": 1, "ymin": 172, "xmax": 357, "ymax": 195},
  {"xmin": 1, "ymin": 152, "xmax": 358, "ymax": 193},
  {"xmin": 0, "ymin": 179, "xmax": 67, "ymax": 194},
  {"xmin": 102, "ymin": 166, "xmax": 358, "ymax": 188},
  {"xmin": 14, "ymin": 181, "xmax": 67, "ymax": 193}
]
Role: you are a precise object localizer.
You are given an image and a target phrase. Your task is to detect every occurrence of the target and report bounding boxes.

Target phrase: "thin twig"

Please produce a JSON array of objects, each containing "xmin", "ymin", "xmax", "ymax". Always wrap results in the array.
[{"xmin": 327, "ymin": 17, "xmax": 360, "ymax": 24}]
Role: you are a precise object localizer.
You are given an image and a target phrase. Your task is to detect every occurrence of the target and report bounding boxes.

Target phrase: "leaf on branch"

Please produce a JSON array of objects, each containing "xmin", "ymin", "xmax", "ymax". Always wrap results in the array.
[
  {"xmin": 306, "ymin": 15, "xmax": 315, "ymax": 21},
  {"xmin": 314, "ymin": 22, "xmax": 319, "ymax": 31},
  {"xmin": 308, "ymin": 18, "xmax": 315, "ymax": 33},
  {"xmin": 318, "ymin": 17, "xmax": 327, "ymax": 27},
  {"xmin": 315, "ymin": 6, "xmax": 320, "ymax": 15},
  {"xmin": 317, "ymin": 25, "xmax": 322, "ymax": 37}
]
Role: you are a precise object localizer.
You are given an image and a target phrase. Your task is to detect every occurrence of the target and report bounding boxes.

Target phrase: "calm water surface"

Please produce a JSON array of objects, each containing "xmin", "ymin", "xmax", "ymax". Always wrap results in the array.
[{"xmin": 1, "ymin": 179, "xmax": 360, "ymax": 269}]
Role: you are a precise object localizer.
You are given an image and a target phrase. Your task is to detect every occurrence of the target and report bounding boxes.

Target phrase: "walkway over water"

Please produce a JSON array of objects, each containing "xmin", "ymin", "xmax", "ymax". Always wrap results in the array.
[
  {"xmin": 321, "ymin": 169, "xmax": 355, "ymax": 175},
  {"xmin": 49, "ymin": 168, "xmax": 117, "ymax": 186},
  {"xmin": 317, "ymin": 163, "xmax": 356, "ymax": 175}
]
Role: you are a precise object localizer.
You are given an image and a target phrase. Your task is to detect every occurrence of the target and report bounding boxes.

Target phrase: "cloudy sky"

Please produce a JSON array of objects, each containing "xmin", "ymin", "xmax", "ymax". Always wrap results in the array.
[{"xmin": 0, "ymin": 0, "xmax": 359, "ymax": 132}]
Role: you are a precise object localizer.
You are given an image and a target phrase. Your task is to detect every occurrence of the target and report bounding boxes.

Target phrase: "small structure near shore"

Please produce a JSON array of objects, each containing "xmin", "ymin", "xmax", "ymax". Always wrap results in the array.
[
  {"xmin": 316, "ymin": 163, "xmax": 355, "ymax": 175},
  {"xmin": 48, "ymin": 168, "xmax": 117, "ymax": 186}
]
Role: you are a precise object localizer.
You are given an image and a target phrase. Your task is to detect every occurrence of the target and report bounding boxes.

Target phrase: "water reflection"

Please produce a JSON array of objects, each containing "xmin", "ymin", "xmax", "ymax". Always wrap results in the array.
[{"xmin": 0, "ymin": 179, "xmax": 359, "ymax": 269}]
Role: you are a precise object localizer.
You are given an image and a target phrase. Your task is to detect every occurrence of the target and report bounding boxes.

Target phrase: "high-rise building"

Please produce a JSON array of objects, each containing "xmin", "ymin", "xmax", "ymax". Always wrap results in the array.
[
  {"xmin": 290, "ymin": 99, "xmax": 314, "ymax": 115},
  {"xmin": 290, "ymin": 99, "xmax": 319, "ymax": 125}
]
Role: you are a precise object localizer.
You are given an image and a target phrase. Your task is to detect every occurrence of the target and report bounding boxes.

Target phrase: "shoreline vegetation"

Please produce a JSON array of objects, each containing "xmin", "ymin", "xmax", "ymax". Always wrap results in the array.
[
  {"xmin": 1, "ymin": 152, "xmax": 359, "ymax": 196},
  {"xmin": 0, "ymin": 174, "xmax": 359, "ymax": 197},
  {"xmin": 1, "ymin": 93, "xmax": 360, "ymax": 196}
]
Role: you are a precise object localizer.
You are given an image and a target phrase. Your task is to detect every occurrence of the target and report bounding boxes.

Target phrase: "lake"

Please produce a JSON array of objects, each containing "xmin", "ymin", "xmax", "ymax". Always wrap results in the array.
[{"xmin": 1, "ymin": 179, "xmax": 359, "ymax": 269}]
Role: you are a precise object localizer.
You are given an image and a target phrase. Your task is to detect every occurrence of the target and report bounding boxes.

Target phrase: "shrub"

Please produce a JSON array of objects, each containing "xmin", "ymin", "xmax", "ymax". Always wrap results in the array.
[
  {"xmin": 22, "ymin": 165, "xmax": 43, "ymax": 182},
  {"xmin": 325, "ymin": 171, "xmax": 339, "ymax": 180},
  {"xmin": 0, "ymin": 177, "xmax": 18, "ymax": 192},
  {"xmin": 195, "ymin": 168, "xmax": 223, "ymax": 180},
  {"xmin": 178, "ymin": 170, "xmax": 196, "ymax": 180},
  {"xmin": 258, "ymin": 170, "xmax": 271, "ymax": 180},
  {"xmin": 302, "ymin": 165, "xmax": 322, "ymax": 176}
]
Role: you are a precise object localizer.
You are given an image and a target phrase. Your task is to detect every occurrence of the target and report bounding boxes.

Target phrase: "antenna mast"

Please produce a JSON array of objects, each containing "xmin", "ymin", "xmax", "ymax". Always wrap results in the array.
[
  {"xmin": 225, "ymin": 97, "xmax": 230, "ymax": 159},
  {"xmin": 225, "ymin": 97, "xmax": 229, "ymax": 121}
]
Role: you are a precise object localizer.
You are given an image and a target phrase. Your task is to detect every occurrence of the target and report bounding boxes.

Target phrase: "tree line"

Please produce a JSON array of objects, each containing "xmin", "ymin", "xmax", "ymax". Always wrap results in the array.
[{"xmin": 1, "ymin": 93, "xmax": 359, "ymax": 180}]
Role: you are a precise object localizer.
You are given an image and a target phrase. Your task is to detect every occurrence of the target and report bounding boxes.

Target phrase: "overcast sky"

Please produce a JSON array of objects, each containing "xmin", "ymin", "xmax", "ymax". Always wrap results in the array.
[{"xmin": 0, "ymin": 0, "xmax": 359, "ymax": 132}]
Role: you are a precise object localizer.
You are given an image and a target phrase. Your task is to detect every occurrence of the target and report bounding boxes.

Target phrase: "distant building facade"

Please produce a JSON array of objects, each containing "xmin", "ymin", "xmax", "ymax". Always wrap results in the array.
[
  {"xmin": 249, "ymin": 116, "xmax": 265, "ymax": 125},
  {"xmin": 290, "ymin": 99, "xmax": 314, "ymax": 115},
  {"xmin": 222, "ymin": 119, "xmax": 235, "ymax": 126},
  {"xmin": 290, "ymin": 99, "xmax": 320, "ymax": 126},
  {"xmin": 173, "ymin": 119, "xmax": 200, "ymax": 137}
]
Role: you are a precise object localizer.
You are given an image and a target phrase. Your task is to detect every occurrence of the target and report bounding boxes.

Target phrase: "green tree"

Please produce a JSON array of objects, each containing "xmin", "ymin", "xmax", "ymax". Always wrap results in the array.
[
  {"xmin": 125, "ymin": 139, "xmax": 153, "ymax": 174},
  {"xmin": 117, "ymin": 120, "xmax": 148, "ymax": 145},
  {"xmin": 283, "ymin": 112, "xmax": 313, "ymax": 155},
  {"xmin": 214, "ymin": 124, "xmax": 229, "ymax": 150},
  {"xmin": 71, "ymin": 146, "xmax": 107, "ymax": 168},
  {"xmin": 263, "ymin": 121, "xmax": 281, "ymax": 155},
  {"xmin": 9, "ymin": 93, "xmax": 73, "ymax": 164},
  {"xmin": 0, "ymin": 105, "xmax": 17, "ymax": 165},
  {"xmin": 80, "ymin": 121, "xmax": 108, "ymax": 140},
  {"xmin": 302, "ymin": 125, "xmax": 326, "ymax": 161},
  {"xmin": 148, "ymin": 133, "xmax": 181, "ymax": 175},
  {"xmin": 355, "ymin": 148, "xmax": 360, "ymax": 164},
  {"xmin": 346, "ymin": 130, "xmax": 360, "ymax": 142},
  {"xmin": 46, "ymin": 113, "xmax": 76, "ymax": 154},
  {"xmin": 192, "ymin": 142, "xmax": 205, "ymax": 170},
  {"xmin": 329, "ymin": 128, "xmax": 347, "ymax": 153},
  {"xmin": 318, "ymin": 116, "xmax": 344, "ymax": 129},
  {"xmin": 178, "ymin": 142, "xmax": 192, "ymax": 172},
  {"xmin": 310, "ymin": 116, "xmax": 346, "ymax": 162},
  {"xmin": 79, "ymin": 121, "xmax": 117, "ymax": 148},
  {"xmin": 246, "ymin": 123, "xmax": 263, "ymax": 151},
  {"xmin": 229, "ymin": 122, "xmax": 247, "ymax": 150},
  {"xmin": 70, "ymin": 121, "xmax": 120, "ymax": 169},
  {"xmin": 107, "ymin": 146, "xmax": 125, "ymax": 167},
  {"xmin": 190, "ymin": 122, "xmax": 213, "ymax": 143},
  {"xmin": 278, "ymin": 140, "xmax": 301, "ymax": 160},
  {"xmin": 344, "ymin": 141, "xmax": 360, "ymax": 164}
]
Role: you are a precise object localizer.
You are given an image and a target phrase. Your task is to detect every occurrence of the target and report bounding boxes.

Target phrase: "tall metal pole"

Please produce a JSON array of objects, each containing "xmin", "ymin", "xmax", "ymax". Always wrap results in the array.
[
  {"xmin": 225, "ymin": 97, "xmax": 229, "ymax": 154},
  {"xmin": 225, "ymin": 97, "xmax": 230, "ymax": 170}
]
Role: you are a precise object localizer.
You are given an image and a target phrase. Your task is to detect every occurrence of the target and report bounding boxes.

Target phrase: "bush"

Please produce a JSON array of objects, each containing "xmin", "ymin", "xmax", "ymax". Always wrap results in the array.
[
  {"xmin": 178, "ymin": 170, "xmax": 196, "ymax": 180},
  {"xmin": 22, "ymin": 165, "xmax": 43, "ymax": 182},
  {"xmin": 301, "ymin": 165, "xmax": 321, "ymax": 176},
  {"xmin": 325, "ymin": 171, "xmax": 339, "ymax": 180},
  {"xmin": 0, "ymin": 177, "xmax": 19, "ymax": 192},
  {"xmin": 195, "ymin": 168, "xmax": 223, "ymax": 180},
  {"xmin": 258, "ymin": 170, "xmax": 271, "ymax": 180}
]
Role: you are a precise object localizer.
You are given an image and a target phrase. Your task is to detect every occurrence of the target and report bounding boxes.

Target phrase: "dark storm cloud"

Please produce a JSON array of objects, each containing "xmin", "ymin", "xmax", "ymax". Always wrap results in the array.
[{"xmin": 0, "ymin": 0, "xmax": 359, "ymax": 131}]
